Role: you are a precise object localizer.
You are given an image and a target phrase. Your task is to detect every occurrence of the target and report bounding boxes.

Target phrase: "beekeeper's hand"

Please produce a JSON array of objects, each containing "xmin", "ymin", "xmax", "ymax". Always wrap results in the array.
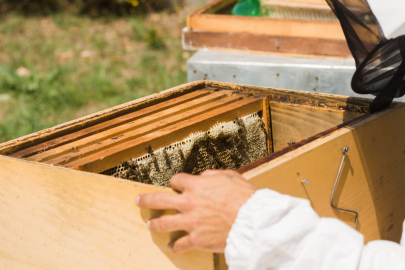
[{"xmin": 136, "ymin": 170, "xmax": 257, "ymax": 254}]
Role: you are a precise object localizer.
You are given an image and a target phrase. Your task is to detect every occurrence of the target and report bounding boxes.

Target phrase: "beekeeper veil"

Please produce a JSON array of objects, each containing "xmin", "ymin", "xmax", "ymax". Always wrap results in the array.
[{"xmin": 326, "ymin": 0, "xmax": 405, "ymax": 113}]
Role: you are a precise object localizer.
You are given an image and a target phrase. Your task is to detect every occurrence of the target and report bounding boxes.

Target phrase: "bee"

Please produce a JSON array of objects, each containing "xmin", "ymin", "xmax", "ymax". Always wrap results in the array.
[
  {"xmin": 208, "ymin": 155, "xmax": 220, "ymax": 169},
  {"xmin": 119, "ymin": 170, "xmax": 129, "ymax": 179},
  {"xmin": 235, "ymin": 117, "xmax": 247, "ymax": 134},
  {"xmin": 162, "ymin": 148, "xmax": 171, "ymax": 167},
  {"xmin": 192, "ymin": 167, "xmax": 199, "ymax": 175},
  {"xmin": 287, "ymin": 139, "xmax": 296, "ymax": 146},
  {"xmin": 197, "ymin": 133, "xmax": 209, "ymax": 149},
  {"xmin": 138, "ymin": 164, "xmax": 150, "ymax": 182},
  {"xmin": 146, "ymin": 145, "xmax": 154, "ymax": 155},
  {"xmin": 121, "ymin": 160, "xmax": 129, "ymax": 168}
]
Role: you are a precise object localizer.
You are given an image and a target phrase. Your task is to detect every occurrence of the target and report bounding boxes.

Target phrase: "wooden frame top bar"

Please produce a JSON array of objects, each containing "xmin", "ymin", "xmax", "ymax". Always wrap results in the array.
[{"xmin": 0, "ymin": 81, "xmax": 372, "ymax": 158}]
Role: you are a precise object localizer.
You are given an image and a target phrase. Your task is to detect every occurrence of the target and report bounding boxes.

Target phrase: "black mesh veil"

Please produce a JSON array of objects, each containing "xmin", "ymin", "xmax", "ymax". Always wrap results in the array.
[{"xmin": 326, "ymin": 0, "xmax": 405, "ymax": 113}]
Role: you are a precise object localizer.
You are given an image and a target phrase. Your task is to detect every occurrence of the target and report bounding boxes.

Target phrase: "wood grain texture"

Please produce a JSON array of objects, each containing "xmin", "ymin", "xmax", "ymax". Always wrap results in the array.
[
  {"xmin": 0, "ymin": 81, "xmax": 206, "ymax": 156},
  {"xmin": 205, "ymin": 81, "xmax": 371, "ymax": 114},
  {"xmin": 11, "ymin": 90, "xmax": 213, "ymax": 159},
  {"xmin": 183, "ymin": 30, "xmax": 351, "ymax": 57},
  {"xmin": 270, "ymin": 102, "xmax": 363, "ymax": 151},
  {"xmin": 26, "ymin": 91, "xmax": 234, "ymax": 163},
  {"xmin": 241, "ymin": 103, "xmax": 405, "ymax": 243},
  {"xmin": 45, "ymin": 94, "xmax": 245, "ymax": 168},
  {"xmin": 0, "ymin": 155, "xmax": 216, "ymax": 270},
  {"xmin": 64, "ymin": 96, "xmax": 265, "ymax": 173},
  {"xmin": 188, "ymin": 14, "xmax": 346, "ymax": 40},
  {"xmin": 262, "ymin": 97, "xmax": 273, "ymax": 153},
  {"xmin": 1, "ymin": 81, "xmax": 372, "ymax": 159}
]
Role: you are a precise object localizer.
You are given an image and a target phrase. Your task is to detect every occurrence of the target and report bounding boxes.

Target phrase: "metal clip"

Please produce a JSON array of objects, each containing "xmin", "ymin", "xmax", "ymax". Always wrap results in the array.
[{"xmin": 330, "ymin": 146, "xmax": 359, "ymax": 230}]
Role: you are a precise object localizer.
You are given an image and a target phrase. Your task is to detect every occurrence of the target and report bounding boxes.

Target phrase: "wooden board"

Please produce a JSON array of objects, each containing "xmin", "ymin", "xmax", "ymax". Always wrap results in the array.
[
  {"xmin": 0, "ymin": 81, "xmax": 371, "ymax": 158},
  {"xmin": 64, "ymin": 96, "xmax": 265, "ymax": 173},
  {"xmin": 182, "ymin": 29, "xmax": 352, "ymax": 57},
  {"xmin": 24, "ymin": 90, "xmax": 236, "ymax": 163},
  {"xmin": 0, "ymin": 81, "xmax": 206, "ymax": 156},
  {"xmin": 4, "ymin": 80, "xmax": 404, "ymax": 270},
  {"xmin": 185, "ymin": 0, "xmax": 380, "ymax": 56},
  {"xmin": 187, "ymin": 14, "xmax": 347, "ymax": 40},
  {"xmin": 10, "ymin": 90, "xmax": 214, "ymax": 159},
  {"xmin": 0, "ymin": 155, "xmax": 217, "ymax": 270},
  {"xmin": 239, "ymin": 103, "xmax": 405, "ymax": 243},
  {"xmin": 270, "ymin": 102, "xmax": 363, "ymax": 151},
  {"xmin": 1, "ymin": 100, "xmax": 404, "ymax": 270}
]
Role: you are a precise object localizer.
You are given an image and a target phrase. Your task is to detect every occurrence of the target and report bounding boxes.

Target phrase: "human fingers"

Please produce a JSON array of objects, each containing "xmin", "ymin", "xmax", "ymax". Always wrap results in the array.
[
  {"xmin": 168, "ymin": 235, "xmax": 194, "ymax": 254},
  {"xmin": 170, "ymin": 173, "xmax": 199, "ymax": 192},
  {"xmin": 148, "ymin": 214, "xmax": 187, "ymax": 233},
  {"xmin": 137, "ymin": 192, "xmax": 180, "ymax": 210}
]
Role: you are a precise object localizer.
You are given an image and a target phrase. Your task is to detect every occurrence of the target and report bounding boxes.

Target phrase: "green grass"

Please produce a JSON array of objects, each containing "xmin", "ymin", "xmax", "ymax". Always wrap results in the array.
[{"xmin": 0, "ymin": 12, "xmax": 190, "ymax": 143}]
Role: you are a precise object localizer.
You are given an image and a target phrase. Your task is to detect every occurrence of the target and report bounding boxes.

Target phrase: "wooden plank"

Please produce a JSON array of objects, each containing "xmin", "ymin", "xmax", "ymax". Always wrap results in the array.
[
  {"xmin": 262, "ymin": 0, "xmax": 330, "ymax": 9},
  {"xmin": 1, "ymin": 81, "xmax": 372, "ymax": 158},
  {"xmin": 205, "ymin": 81, "xmax": 372, "ymax": 114},
  {"xmin": 269, "ymin": 102, "xmax": 364, "ymax": 151},
  {"xmin": 188, "ymin": 14, "xmax": 347, "ymax": 40},
  {"xmin": 45, "ymin": 95, "xmax": 245, "ymax": 167},
  {"xmin": 239, "ymin": 103, "xmax": 405, "ymax": 243},
  {"xmin": 182, "ymin": 30, "xmax": 351, "ymax": 57},
  {"xmin": 11, "ymin": 90, "xmax": 214, "ymax": 159},
  {"xmin": 0, "ymin": 155, "xmax": 216, "ymax": 270},
  {"xmin": 0, "ymin": 81, "xmax": 206, "ymax": 156},
  {"xmin": 64, "ymin": 96, "xmax": 265, "ymax": 173},
  {"xmin": 26, "ymin": 91, "xmax": 234, "ymax": 163},
  {"xmin": 262, "ymin": 97, "xmax": 273, "ymax": 154}
]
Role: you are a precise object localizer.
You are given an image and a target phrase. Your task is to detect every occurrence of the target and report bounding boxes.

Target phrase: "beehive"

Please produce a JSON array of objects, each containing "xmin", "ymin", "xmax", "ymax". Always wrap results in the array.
[
  {"xmin": 2, "ymin": 81, "xmax": 405, "ymax": 270},
  {"xmin": 183, "ymin": 0, "xmax": 352, "ymax": 56}
]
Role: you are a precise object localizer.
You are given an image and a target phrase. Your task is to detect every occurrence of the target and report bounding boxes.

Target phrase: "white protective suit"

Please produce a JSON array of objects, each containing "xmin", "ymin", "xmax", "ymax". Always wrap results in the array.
[
  {"xmin": 225, "ymin": 189, "xmax": 405, "ymax": 270},
  {"xmin": 225, "ymin": 1, "xmax": 405, "ymax": 269}
]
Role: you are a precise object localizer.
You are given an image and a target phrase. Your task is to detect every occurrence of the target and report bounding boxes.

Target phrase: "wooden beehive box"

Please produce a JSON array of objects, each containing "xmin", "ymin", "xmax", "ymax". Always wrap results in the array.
[
  {"xmin": 2, "ymin": 80, "xmax": 405, "ymax": 270},
  {"xmin": 183, "ymin": 0, "xmax": 352, "ymax": 57}
]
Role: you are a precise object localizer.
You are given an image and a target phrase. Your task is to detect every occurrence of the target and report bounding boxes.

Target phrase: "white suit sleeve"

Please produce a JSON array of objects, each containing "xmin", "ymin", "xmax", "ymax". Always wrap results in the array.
[{"xmin": 225, "ymin": 189, "xmax": 405, "ymax": 270}]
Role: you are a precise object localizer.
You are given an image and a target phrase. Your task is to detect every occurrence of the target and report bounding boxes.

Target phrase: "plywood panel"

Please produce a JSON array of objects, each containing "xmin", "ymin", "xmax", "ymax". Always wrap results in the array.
[
  {"xmin": 26, "ymin": 91, "xmax": 235, "ymax": 163},
  {"xmin": 270, "ymin": 102, "xmax": 363, "ymax": 151},
  {"xmin": 0, "ymin": 81, "xmax": 206, "ymax": 156},
  {"xmin": 0, "ymin": 155, "xmax": 215, "ymax": 270},
  {"xmin": 188, "ymin": 14, "xmax": 346, "ymax": 40},
  {"xmin": 182, "ymin": 30, "xmax": 351, "ymax": 57},
  {"xmin": 241, "ymin": 104, "xmax": 405, "ymax": 243},
  {"xmin": 64, "ymin": 96, "xmax": 265, "ymax": 173},
  {"xmin": 11, "ymin": 90, "xmax": 213, "ymax": 159}
]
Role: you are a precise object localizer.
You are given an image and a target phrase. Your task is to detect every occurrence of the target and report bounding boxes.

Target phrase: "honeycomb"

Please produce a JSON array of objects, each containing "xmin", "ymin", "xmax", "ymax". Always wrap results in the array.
[{"xmin": 101, "ymin": 113, "xmax": 268, "ymax": 187}]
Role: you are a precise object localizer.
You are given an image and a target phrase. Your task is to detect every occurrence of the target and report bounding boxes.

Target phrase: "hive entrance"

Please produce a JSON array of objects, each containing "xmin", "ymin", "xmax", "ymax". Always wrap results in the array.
[{"xmin": 102, "ymin": 113, "xmax": 268, "ymax": 187}]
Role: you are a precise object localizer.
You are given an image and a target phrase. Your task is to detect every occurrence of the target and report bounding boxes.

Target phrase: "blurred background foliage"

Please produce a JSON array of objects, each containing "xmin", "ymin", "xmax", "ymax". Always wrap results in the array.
[
  {"xmin": 0, "ymin": 0, "xmax": 185, "ymax": 16},
  {"xmin": 0, "ymin": 0, "xmax": 208, "ymax": 143}
]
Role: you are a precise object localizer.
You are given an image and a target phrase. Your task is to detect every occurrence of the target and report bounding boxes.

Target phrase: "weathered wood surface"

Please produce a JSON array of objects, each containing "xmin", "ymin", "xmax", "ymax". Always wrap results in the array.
[
  {"xmin": 11, "ymin": 90, "xmax": 214, "ymax": 159},
  {"xmin": 2, "ymin": 80, "xmax": 403, "ymax": 269},
  {"xmin": 240, "ymin": 103, "xmax": 405, "ymax": 243},
  {"xmin": 270, "ymin": 102, "xmax": 363, "ymax": 151},
  {"xmin": 262, "ymin": 97, "xmax": 273, "ymax": 153},
  {"xmin": 0, "ymin": 81, "xmax": 370, "ymax": 159},
  {"xmin": 1, "ymin": 98, "xmax": 403, "ymax": 270},
  {"xmin": 182, "ymin": 30, "xmax": 351, "ymax": 57},
  {"xmin": 187, "ymin": 14, "xmax": 346, "ymax": 40},
  {"xmin": 205, "ymin": 81, "xmax": 371, "ymax": 114},
  {"xmin": 0, "ymin": 155, "xmax": 216, "ymax": 270},
  {"xmin": 64, "ymin": 96, "xmax": 265, "ymax": 173},
  {"xmin": 25, "ymin": 90, "xmax": 235, "ymax": 163},
  {"xmin": 0, "ymin": 81, "xmax": 206, "ymax": 156},
  {"xmin": 44, "ymin": 94, "xmax": 245, "ymax": 168}
]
